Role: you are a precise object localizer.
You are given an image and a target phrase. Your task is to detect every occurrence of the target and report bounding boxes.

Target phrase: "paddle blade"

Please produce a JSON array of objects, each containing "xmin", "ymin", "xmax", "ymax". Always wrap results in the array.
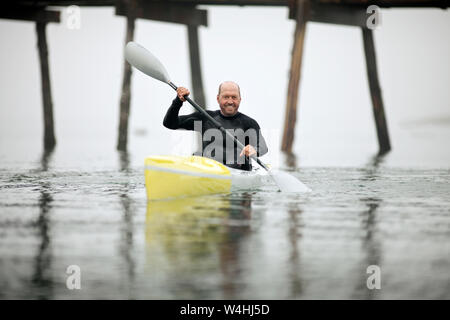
[
  {"xmin": 270, "ymin": 170, "xmax": 311, "ymax": 193},
  {"xmin": 125, "ymin": 41, "xmax": 170, "ymax": 83}
]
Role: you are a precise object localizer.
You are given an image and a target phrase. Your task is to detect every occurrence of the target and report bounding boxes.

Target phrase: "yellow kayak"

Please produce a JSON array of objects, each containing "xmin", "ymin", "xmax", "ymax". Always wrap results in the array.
[{"xmin": 144, "ymin": 155, "xmax": 271, "ymax": 200}]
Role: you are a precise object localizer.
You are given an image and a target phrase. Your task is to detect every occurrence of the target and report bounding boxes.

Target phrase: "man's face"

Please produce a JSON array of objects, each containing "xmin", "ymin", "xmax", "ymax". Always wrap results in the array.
[{"xmin": 217, "ymin": 84, "xmax": 241, "ymax": 117}]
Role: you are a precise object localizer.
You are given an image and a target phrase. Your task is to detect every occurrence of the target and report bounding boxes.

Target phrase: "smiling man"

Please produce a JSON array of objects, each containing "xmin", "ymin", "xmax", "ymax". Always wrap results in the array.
[{"xmin": 163, "ymin": 81, "xmax": 268, "ymax": 171}]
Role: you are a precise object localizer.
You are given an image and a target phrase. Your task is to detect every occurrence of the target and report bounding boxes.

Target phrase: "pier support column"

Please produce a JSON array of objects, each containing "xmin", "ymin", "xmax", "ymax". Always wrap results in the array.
[
  {"xmin": 187, "ymin": 24, "xmax": 206, "ymax": 108},
  {"xmin": 281, "ymin": 0, "xmax": 309, "ymax": 153},
  {"xmin": 187, "ymin": 24, "xmax": 206, "ymax": 155},
  {"xmin": 117, "ymin": 15, "xmax": 135, "ymax": 151},
  {"xmin": 36, "ymin": 22, "xmax": 56, "ymax": 151},
  {"xmin": 362, "ymin": 28, "xmax": 391, "ymax": 154},
  {"xmin": 115, "ymin": 0, "xmax": 207, "ymax": 152}
]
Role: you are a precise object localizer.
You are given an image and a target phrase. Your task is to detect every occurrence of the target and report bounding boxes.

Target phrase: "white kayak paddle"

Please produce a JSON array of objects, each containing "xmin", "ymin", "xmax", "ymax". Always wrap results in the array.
[{"xmin": 124, "ymin": 41, "xmax": 310, "ymax": 193}]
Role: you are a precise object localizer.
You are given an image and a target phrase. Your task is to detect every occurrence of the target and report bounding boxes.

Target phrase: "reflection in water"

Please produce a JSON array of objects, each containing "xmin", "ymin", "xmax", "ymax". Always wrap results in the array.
[
  {"xmin": 353, "ymin": 153, "xmax": 384, "ymax": 299},
  {"xmin": 145, "ymin": 193, "xmax": 253, "ymax": 299},
  {"xmin": 220, "ymin": 193, "xmax": 252, "ymax": 299},
  {"xmin": 31, "ymin": 150, "xmax": 54, "ymax": 299},
  {"xmin": 356, "ymin": 196, "xmax": 382, "ymax": 299},
  {"xmin": 117, "ymin": 151, "xmax": 136, "ymax": 298},
  {"xmin": 119, "ymin": 190, "xmax": 136, "ymax": 298},
  {"xmin": 281, "ymin": 151, "xmax": 305, "ymax": 297},
  {"xmin": 287, "ymin": 202, "xmax": 303, "ymax": 298},
  {"xmin": 32, "ymin": 182, "xmax": 53, "ymax": 299}
]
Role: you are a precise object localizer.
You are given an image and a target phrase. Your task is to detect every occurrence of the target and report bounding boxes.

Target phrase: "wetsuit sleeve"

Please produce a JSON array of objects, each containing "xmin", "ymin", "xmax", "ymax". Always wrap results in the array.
[
  {"xmin": 251, "ymin": 120, "xmax": 268, "ymax": 157},
  {"xmin": 163, "ymin": 97, "xmax": 203, "ymax": 131}
]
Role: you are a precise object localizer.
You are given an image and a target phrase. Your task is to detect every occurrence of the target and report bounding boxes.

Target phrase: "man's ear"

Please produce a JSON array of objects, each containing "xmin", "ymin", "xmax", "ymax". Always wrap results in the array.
[{"xmin": 217, "ymin": 95, "xmax": 220, "ymax": 103}]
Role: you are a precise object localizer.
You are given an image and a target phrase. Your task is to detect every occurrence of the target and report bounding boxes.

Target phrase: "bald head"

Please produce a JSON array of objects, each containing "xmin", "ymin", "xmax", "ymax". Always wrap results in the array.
[
  {"xmin": 217, "ymin": 81, "xmax": 242, "ymax": 117},
  {"xmin": 218, "ymin": 81, "xmax": 241, "ymax": 98}
]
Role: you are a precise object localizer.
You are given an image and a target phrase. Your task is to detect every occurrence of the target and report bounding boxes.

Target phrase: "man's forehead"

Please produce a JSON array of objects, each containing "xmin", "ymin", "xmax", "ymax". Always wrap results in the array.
[
  {"xmin": 221, "ymin": 87, "xmax": 239, "ymax": 93},
  {"xmin": 219, "ymin": 82, "xmax": 240, "ymax": 95}
]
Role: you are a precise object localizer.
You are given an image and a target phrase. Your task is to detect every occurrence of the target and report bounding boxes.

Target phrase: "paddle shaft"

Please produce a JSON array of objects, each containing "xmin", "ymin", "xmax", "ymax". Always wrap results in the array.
[{"xmin": 168, "ymin": 81, "xmax": 269, "ymax": 171}]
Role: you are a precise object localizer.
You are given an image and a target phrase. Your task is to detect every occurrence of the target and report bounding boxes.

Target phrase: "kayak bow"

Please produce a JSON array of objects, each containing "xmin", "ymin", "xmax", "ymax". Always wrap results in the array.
[{"xmin": 144, "ymin": 155, "xmax": 271, "ymax": 200}]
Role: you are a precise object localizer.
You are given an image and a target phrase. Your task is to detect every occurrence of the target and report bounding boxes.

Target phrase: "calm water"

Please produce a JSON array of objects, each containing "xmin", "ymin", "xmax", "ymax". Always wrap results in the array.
[{"xmin": 0, "ymin": 149, "xmax": 449, "ymax": 300}]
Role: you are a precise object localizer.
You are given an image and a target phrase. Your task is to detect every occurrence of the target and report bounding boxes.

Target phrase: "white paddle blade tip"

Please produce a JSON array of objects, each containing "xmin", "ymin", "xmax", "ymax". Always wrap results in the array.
[
  {"xmin": 270, "ymin": 170, "xmax": 311, "ymax": 193},
  {"xmin": 125, "ymin": 42, "xmax": 170, "ymax": 83}
]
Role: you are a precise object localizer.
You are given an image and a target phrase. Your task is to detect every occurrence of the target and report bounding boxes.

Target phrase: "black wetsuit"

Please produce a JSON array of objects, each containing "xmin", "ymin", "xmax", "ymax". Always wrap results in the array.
[{"xmin": 163, "ymin": 97, "xmax": 268, "ymax": 171}]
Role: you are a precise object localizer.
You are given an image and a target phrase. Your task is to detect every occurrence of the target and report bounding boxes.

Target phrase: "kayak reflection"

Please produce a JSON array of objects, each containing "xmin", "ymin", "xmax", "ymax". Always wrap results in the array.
[{"xmin": 145, "ymin": 193, "xmax": 253, "ymax": 298}]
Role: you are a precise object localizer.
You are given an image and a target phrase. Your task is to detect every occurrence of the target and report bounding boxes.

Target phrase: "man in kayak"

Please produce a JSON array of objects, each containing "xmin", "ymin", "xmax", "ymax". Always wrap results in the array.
[{"xmin": 163, "ymin": 81, "xmax": 268, "ymax": 171}]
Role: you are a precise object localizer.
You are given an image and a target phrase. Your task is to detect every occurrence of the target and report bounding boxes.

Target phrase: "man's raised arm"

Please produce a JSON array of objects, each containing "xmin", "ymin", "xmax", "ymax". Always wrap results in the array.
[
  {"xmin": 163, "ymin": 96, "xmax": 184, "ymax": 129},
  {"xmin": 163, "ymin": 87, "xmax": 201, "ymax": 131}
]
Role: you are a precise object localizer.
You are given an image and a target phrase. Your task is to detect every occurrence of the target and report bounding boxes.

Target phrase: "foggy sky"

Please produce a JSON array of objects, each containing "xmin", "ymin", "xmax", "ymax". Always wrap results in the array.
[{"xmin": 0, "ymin": 6, "xmax": 449, "ymax": 168}]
